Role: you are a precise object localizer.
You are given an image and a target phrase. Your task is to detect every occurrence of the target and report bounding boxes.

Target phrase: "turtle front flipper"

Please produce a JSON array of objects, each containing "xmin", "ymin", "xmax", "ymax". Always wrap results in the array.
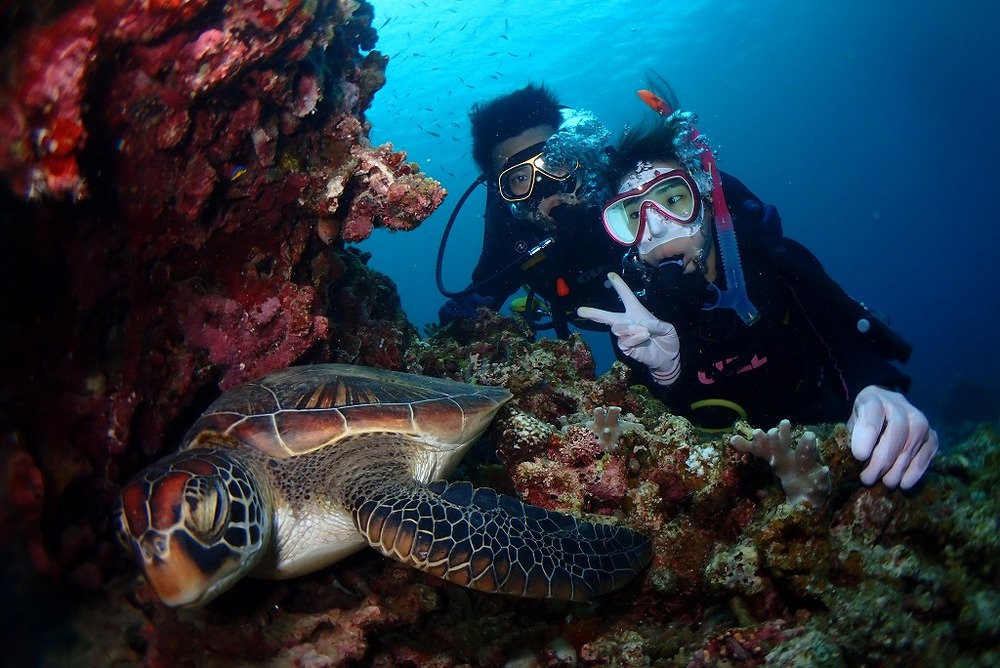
[{"xmin": 352, "ymin": 480, "xmax": 652, "ymax": 601}]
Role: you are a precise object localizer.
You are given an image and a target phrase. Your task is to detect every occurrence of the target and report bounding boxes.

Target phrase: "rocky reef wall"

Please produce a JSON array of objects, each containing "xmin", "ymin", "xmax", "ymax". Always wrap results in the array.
[{"xmin": 0, "ymin": 0, "xmax": 443, "ymax": 654}]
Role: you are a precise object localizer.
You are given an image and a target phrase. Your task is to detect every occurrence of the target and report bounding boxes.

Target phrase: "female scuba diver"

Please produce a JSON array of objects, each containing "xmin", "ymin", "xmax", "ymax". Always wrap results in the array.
[{"xmin": 576, "ymin": 88, "xmax": 937, "ymax": 490}]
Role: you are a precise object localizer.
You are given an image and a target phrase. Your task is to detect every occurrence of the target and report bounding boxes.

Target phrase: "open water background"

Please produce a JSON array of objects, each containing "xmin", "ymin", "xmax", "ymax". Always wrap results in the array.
[{"xmin": 363, "ymin": 0, "xmax": 1000, "ymax": 429}]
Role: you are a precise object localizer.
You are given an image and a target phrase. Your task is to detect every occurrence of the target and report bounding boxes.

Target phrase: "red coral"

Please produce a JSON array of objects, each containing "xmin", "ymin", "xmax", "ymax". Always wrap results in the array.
[
  {"xmin": 0, "ymin": 5, "xmax": 97, "ymax": 199},
  {"xmin": 688, "ymin": 622, "xmax": 800, "ymax": 668},
  {"xmin": 179, "ymin": 282, "xmax": 330, "ymax": 390},
  {"xmin": 586, "ymin": 456, "xmax": 629, "ymax": 508},
  {"xmin": 554, "ymin": 426, "xmax": 605, "ymax": 466},
  {"xmin": 341, "ymin": 144, "xmax": 446, "ymax": 242}
]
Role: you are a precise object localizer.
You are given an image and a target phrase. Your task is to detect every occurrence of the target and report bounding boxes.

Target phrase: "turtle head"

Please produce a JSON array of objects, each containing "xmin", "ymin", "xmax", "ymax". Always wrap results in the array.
[{"xmin": 115, "ymin": 448, "xmax": 272, "ymax": 607}]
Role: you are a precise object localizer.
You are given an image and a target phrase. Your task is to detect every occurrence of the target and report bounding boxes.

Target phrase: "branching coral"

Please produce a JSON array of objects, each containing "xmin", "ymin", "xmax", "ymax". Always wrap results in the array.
[
  {"xmin": 584, "ymin": 406, "xmax": 642, "ymax": 452},
  {"xmin": 730, "ymin": 419, "xmax": 832, "ymax": 508}
]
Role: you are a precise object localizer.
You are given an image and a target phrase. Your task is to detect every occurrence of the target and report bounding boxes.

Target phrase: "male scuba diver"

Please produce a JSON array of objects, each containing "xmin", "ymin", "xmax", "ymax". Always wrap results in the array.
[{"xmin": 435, "ymin": 84, "xmax": 624, "ymax": 338}]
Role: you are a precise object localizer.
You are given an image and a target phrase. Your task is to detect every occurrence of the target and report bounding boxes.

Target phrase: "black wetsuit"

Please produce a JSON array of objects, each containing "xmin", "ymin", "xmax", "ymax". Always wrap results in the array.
[
  {"xmin": 465, "ymin": 190, "xmax": 624, "ymax": 336},
  {"xmin": 619, "ymin": 173, "xmax": 912, "ymax": 430}
]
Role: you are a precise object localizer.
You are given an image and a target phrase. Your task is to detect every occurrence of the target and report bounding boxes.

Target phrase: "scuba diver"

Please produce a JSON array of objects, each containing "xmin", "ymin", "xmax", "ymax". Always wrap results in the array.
[
  {"xmin": 435, "ymin": 84, "xmax": 625, "ymax": 338},
  {"xmin": 576, "ymin": 85, "xmax": 937, "ymax": 490}
]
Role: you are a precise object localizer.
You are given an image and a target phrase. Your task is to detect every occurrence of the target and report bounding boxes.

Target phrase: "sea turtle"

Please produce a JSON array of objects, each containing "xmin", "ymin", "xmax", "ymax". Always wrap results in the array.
[{"xmin": 115, "ymin": 364, "xmax": 652, "ymax": 607}]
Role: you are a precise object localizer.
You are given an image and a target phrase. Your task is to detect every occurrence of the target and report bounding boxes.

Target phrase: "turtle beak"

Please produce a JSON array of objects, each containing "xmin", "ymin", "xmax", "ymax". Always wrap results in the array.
[{"xmin": 140, "ymin": 531, "xmax": 242, "ymax": 607}]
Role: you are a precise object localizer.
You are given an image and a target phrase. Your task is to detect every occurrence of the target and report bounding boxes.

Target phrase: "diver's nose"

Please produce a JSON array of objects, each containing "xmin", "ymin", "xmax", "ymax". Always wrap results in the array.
[{"xmin": 642, "ymin": 207, "xmax": 667, "ymax": 240}]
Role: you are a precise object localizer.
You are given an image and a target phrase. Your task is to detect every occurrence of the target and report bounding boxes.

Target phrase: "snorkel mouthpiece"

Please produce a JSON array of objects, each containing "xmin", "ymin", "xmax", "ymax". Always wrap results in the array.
[{"xmin": 636, "ymin": 90, "xmax": 759, "ymax": 326}]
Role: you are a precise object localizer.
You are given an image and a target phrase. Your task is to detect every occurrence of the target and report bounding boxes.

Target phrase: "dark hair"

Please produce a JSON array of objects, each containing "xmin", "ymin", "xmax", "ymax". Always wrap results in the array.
[
  {"xmin": 469, "ymin": 84, "xmax": 563, "ymax": 174},
  {"xmin": 606, "ymin": 121, "xmax": 683, "ymax": 182}
]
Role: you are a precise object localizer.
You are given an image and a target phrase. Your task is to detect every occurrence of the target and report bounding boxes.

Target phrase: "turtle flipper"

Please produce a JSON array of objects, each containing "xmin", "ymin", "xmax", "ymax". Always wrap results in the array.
[{"xmin": 352, "ymin": 480, "xmax": 652, "ymax": 601}]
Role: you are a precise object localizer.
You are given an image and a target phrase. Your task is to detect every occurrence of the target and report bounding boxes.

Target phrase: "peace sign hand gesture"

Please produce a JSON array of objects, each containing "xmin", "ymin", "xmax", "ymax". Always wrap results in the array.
[{"xmin": 577, "ymin": 273, "xmax": 681, "ymax": 386}]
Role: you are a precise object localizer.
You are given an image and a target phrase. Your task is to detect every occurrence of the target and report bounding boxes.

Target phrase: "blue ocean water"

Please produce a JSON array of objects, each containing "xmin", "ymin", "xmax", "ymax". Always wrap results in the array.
[{"xmin": 363, "ymin": 0, "xmax": 1000, "ymax": 427}]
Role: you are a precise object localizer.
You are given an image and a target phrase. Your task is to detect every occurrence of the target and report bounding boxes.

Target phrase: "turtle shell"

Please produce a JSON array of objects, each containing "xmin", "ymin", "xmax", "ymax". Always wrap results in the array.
[{"xmin": 182, "ymin": 364, "xmax": 512, "ymax": 459}]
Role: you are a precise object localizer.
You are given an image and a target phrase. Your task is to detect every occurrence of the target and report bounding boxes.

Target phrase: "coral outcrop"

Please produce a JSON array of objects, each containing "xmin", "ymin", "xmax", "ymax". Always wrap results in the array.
[
  {"xmin": 0, "ymin": 2, "xmax": 441, "ymax": 657},
  {"xmin": 730, "ymin": 420, "xmax": 832, "ymax": 508}
]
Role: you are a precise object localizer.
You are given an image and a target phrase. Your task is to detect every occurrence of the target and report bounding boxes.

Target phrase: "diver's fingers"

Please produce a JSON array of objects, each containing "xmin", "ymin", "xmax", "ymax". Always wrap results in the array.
[
  {"xmin": 610, "ymin": 322, "xmax": 651, "ymax": 349},
  {"xmin": 900, "ymin": 429, "xmax": 939, "ymax": 489},
  {"xmin": 849, "ymin": 392, "xmax": 885, "ymax": 462},
  {"xmin": 577, "ymin": 306, "xmax": 625, "ymax": 326},
  {"xmin": 606, "ymin": 273, "xmax": 655, "ymax": 319}
]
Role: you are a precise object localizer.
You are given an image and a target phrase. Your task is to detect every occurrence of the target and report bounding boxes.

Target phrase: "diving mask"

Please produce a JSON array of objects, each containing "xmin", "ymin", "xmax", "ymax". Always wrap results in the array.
[
  {"xmin": 602, "ymin": 168, "xmax": 702, "ymax": 246},
  {"xmin": 497, "ymin": 141, "xmax": 578, "ymax": 202}
]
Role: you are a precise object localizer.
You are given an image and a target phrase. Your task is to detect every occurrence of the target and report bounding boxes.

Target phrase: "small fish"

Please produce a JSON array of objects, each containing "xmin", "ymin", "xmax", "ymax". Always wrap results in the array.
[
  {"xmin": 427, "ymin": 131, "xmax": 441, "ymax": 138},
  {"xmin": 637, "ymin": 89, "xmax": 673, "ymax": 116},
  {"xmin": 380, "ymin": 17, "xmax": 392, "ymax": 29},
  {"xmin": 500, "ymin": 34, "xmax": 508, "ymax": 41},
  {"xmin": 230, "ymin": 165, "xmax": 247, "ymax": 181}
]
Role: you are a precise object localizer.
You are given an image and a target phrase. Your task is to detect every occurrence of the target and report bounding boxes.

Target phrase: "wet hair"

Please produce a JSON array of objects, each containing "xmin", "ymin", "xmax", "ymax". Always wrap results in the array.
[
  {"xmin": 604, "ymin": 74, "xmax": 712, "ymax": 195},
  {"xmin": 469, "ymin": 84, "xmax": 563, "ymax": 174},
  {"xmin": 605, "ymin": 120, "xmax": 684, "ymax": 182},
  {"xmin": 605, "ymin": 111, "xmax": 713, "ymax": 197}
]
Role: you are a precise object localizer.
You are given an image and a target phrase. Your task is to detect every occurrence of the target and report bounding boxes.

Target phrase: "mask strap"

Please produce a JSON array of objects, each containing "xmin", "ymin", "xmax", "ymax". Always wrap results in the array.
[{"xmin": 636, "ymin": 90, "xmax": 759, "ymax": 325}]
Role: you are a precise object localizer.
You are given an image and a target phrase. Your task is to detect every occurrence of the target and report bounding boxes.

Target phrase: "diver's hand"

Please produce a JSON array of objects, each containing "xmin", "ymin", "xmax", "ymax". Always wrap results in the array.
[
  {"xmin": 577, "ymin": 272, "xmax": 680, "ymax": 385},
  {"xmin": 848, "ymin": 386, "xmax": 938, "ymax": 489}
]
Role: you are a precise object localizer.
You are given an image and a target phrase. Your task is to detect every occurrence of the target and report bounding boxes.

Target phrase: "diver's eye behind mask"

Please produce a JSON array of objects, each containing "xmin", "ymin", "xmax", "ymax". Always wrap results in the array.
[
  {"xmin": 498, "ymin": 142, "xmax": 578, "ymax": 202},
  {"xmin": 602, "ymin": 169, "xmax": 701, "ymax": 246}
]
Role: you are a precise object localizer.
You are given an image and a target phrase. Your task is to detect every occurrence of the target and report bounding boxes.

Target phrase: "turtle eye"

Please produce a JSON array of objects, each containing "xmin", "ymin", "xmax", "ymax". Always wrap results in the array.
[{"xmin": 184, "ymin": 477, "xmax": 230, "ymax": 544}]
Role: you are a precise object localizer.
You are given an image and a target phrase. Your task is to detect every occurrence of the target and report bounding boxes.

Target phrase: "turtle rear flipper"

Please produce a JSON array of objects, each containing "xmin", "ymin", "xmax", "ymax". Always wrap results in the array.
[{"xmin": 353, "ymin": 480, "xmax": 652, "ymax": 601}]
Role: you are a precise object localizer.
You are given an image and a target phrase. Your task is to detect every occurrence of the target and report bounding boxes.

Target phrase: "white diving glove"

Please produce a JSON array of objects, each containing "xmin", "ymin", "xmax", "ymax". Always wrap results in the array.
[
  {"xmin": 848, "ymin": 385, "xmax": 939, "ymax": 489},
  {"xmin": 577, "ymin": 272, "xmax": 680, "ymax": 386}
]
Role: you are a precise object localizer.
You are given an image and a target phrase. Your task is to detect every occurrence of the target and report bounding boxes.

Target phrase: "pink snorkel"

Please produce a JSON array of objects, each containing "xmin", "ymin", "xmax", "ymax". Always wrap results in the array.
[{"xmin": 637, "ymin": 90, "xmax": 759, "ymax": 325}]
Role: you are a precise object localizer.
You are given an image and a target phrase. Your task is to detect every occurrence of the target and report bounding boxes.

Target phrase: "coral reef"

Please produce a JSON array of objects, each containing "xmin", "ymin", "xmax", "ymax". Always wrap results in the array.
[
  {"xmin": 27, "ymin": 309, "xmax": 997, "ymax": 666},
  {"xmin": 730, "ymin": 419, "xmax": 832, "ymax": 508},
  {"xmin": 0, "ymin": 1, "xmax": 440, "ymax": 658}
]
